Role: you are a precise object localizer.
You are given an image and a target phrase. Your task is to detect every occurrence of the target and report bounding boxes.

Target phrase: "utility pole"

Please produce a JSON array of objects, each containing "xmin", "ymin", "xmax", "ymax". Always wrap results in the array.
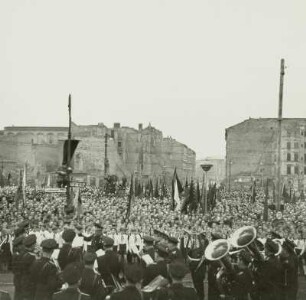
[
  {"xmin": 276, "ymin": 59, "xmax": 285, "ymax": 211},
  {"xmin": 67, "ymin": 94, "xmax": 72, "ymax": 206},
  {"xmin": 104, "ymin": 133, "xmax": 109, "ymax": 176}
]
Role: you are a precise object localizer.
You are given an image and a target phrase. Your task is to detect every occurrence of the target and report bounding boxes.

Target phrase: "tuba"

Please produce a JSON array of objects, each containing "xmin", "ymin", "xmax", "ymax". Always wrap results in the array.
[{"xmin": 230, "ymin": 226, "xmax": 264, "ymax": 262}]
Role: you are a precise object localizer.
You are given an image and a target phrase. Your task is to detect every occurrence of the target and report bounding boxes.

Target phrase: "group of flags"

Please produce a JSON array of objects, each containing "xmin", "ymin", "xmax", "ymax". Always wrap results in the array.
[{"xmin": 14, "ymin": 165, "xmax": 27, "ymax": 210}]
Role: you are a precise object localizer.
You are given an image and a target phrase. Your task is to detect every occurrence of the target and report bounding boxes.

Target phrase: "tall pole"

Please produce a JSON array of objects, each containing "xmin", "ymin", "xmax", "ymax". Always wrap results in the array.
[
  {"xmin": 276, "ymin": 59, "xmax": 285, "ymax": 211},
  {"xmin": 67, "ymin": 94, "xmax": 72, "ymax": 206},
  {"xmin": 104, "ymin": 133, "xmax": 109, "ymax": 176},
  {"xmin": 204, "ymin": 171, "xmax": 208, "ymax": 213}
]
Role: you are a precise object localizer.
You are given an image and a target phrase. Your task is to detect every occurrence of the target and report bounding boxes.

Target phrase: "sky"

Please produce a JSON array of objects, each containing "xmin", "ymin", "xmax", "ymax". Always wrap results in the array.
[{"xmin": 1, "ymin": 0, "xmax": 306, "ymax": 159}]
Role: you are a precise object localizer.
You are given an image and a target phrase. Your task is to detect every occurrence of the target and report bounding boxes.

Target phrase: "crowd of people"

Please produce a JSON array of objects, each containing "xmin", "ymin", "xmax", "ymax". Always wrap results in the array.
[{"xmin": 0, "ymin": 184, "xmax": 306, "ymax": 299}]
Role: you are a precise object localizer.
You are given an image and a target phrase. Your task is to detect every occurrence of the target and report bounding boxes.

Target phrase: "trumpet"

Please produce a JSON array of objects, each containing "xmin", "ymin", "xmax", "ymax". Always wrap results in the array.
[{"xmin": 230, "ymin": 226, "xmax": 264, "ymax": 262}]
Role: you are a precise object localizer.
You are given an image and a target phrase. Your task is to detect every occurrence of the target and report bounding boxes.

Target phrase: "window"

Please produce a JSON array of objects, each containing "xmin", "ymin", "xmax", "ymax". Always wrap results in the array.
[
  {"xmin": 304, "ymin": 142, "xmax": 306, "ymax": 148},
  {"xmin": 304, "ymin": 154, "xmax": 306, "ymax": 163},
  {"xmin": 287, "ymin": 153, "xmax": 291, "ymax": 161},
  {"xmin": 118, "ymin": 141, "xmax": 122, "ymax": 148},
  {"xmin": 294, "ymin": 153, "xmax": 299, "ymax": 162},
  {"xmin": 294, "ymin": 142, "xmax": 299, "ymax": 149},
  {"xmin": 295, "ymin": 166, "xmax": 299, "ymax": 175},
  {"xmin": 287, "ymin": 142, "xmax": 291, "ymax": 150},
  {"xmin": 304, "ymin": 167, "xmax": 306, "ymax": 175},
  {"xmin": 287, "ymin": 165, "xmax": 291, "ymax": 175}
]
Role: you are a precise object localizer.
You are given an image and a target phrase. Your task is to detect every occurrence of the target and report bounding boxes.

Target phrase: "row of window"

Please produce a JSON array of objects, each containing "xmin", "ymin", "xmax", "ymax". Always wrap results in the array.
[
  {"xmin": 287, "ymin": 165, "xmax": 306, "ymax": 175},
  {"xmin": 287, "ymin": 142, "xmax": 306, "ymax": 150},
  {"xmin": 286, "ymin": 153, "xmax": 306, "ymax": 163}
]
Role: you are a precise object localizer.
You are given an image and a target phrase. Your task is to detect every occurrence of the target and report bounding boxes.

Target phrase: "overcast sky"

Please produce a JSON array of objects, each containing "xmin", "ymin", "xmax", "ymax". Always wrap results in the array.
[{"xmin": 1, "ymin": 0, "xmax": 306, "ymax": 159}]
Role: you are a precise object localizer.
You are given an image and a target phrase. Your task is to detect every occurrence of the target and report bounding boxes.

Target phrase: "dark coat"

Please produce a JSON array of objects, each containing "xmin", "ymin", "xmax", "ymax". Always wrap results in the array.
[
  {"xmin": 30, "ymin": 257, "xmax": 62, "ymax": 300},
  {"xmin": 52, "ymin": 287, "xmax": 90, "ymax": 300},
  {"xmin": 57, "ymin": 244, "xmax": 82, "ymax": 271},
  {"xmin": 20, "ymin": 251, "xmax": 36, "ymax": 300},
  {"xmin": 97, "ymin": 250, "xmax": 121, "ymax": 286},
  {"xmin": 79, "ymin": 267, "xmax": 108, "ymax": 300},
  {"xmin": 110, "ymin": 286, "xmax": 151, "ymax": 300},
  {"xmin": 142, "ymin": 260, "xmax": 169, "ymax": 288},
  {"xmin": 155, "ymin": 283, "xmax": 198, "ymax": 300}
]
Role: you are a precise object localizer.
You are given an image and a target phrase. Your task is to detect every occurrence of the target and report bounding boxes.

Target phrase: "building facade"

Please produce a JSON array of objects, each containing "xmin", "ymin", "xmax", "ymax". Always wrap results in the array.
[
  {"xmin": 0, "ymin": 123, "xmax": 196, "ymax": 186},
  {"xmin": 225, "ymin": 118, "xmax": 306, "ymax": 191}
]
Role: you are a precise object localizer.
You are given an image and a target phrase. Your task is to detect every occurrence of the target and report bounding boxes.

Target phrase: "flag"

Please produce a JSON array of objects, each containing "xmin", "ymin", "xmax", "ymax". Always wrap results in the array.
[
  {"xmin": 154, "ymin": 180, "xmax": 160, "ymax": 198},
  {"xmin": 196, "ymin": 181, "xmax": 201, "ymax": 206},
  {"xmin": 62, "ymin": 139, "xmax": 80, "ymax": 166},
  {"xmin": 263, "ymin": 179, "xmax": 269, "ymax": 221},
  {"xmin": 126, "ymin": 174, "xmax": 135, "ymax": 220},
  {"xmin": 149, "ymin": 178, "xmax": 154, "ymax": 198},
  {"xmin": 171, "ymin": 168, "xmax": 183, "ymax": 211},
  {"xmin": 282, "ymin": 184, "xmax": 290, "ymax": 202},
  {"xmin": 14, "ymin": 170, "xmax": 23, "ymax": 210},
  {"xmin": 251, "ymin": 180, "xmax": 256, "ymax": 202},
  {"xmin": 77, "ymin": 188, "xmax": 83, "ymax": 216},
  {"xmin": 189, "ymin": 180, "xmax": 197, "ymax": 212}
]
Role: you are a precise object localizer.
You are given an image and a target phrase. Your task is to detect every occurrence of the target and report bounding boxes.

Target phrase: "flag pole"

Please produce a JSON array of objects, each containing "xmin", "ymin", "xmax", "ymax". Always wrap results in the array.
[{"xmin": 67, "ymin": 94, "xmax": 72, "ymax": 207}]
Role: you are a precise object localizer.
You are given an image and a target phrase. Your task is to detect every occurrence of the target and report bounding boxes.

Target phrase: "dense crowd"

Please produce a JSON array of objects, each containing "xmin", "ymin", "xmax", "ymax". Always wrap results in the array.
[{"xmin": 0, "ymin": 184, "xmax": 306, "ymax": 300}]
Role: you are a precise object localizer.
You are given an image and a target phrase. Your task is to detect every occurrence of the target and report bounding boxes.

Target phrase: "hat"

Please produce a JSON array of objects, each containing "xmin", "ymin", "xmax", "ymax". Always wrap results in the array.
[
  {"xmin": 270, "ymin": 231, "xmax": 281, "ymax": 239},
  {"xmin": 283, "ymin": 239, "xmax": 296, "ymax": 254},
  {"xmin": 94, "ymin": 223, "xmax": 103, "ymax": 230},
  {"xmin": 168, "ymin": 262, "xmax": 188, "ymax": 280},
  {"xmin": 23, "ymin": 234, "xmax": 37, "ymax": 247},
  {"xmin": 83, "ymin": 252, "xmax": 97, "ymax": 264},
  {"xmin": 75, "ymin": 224, "xmax": 83, "ymax": 230},
  {"xmin": 62, "ymin": 229, "xmax": 76, "ymax": 243},
  {"xmin": 41, "ymin": 239, "xmax": 58, "ymax": 251},
  {"xmin": 83, "ymin": 234, "xmax": 93, "ymax": 242},
  {"xmin": 124, "ymin": 264, "xmax": 143, "ymax": 284},
  {"xmin": 156, "ymin": 243, "xmax": 169, "ymax": 258},
  {"xmin": 143, "ymin": 236, "xmax": 155, "ymax": 244},
  {"xmin": 103, "ymin": 237, "xmax": 114, "ymax": 247},
  {"xmin": 18, "ymin": 220, "xmax": 29, "ymax": 229},
  {"xmin": 63, "ymin": 263, "xmax": 82, "ymax": 285},
  {"xmin": 13, "ymin": 236, "xmax": 24, "ymax": 247},
  {"xmin": 265, "ymin": 238, "xmax": 281, "ymax": 256},
  {"xmin": 168, "ymin": 237, "xmax": 179, "ymax": 244},
  {"xmin": 211, "ymin": 233, "xmax": 223, "ymax": 241}
]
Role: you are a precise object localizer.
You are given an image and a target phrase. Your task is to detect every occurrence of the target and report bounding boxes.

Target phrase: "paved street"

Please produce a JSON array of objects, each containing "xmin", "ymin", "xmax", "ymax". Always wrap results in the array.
[{"xmin": 1, "ymin": 272, "xmax": 306, "ymax": 300}]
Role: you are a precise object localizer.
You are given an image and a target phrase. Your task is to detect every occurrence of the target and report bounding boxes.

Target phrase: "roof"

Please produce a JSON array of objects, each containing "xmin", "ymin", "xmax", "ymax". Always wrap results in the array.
[{"xmin": 4, "ymin": 126, "xmax": 68, "ymax": 132}]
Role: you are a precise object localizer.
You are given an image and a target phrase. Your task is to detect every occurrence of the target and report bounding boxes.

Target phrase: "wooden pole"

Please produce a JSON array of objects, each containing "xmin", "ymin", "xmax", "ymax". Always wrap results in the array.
[
  {"xmin": 276, "ymin": 59, "xmax": 285, "ymax": 211},
  {"xmin": 67, "ymin": 94, "xmax": 72, "ymax": 207}
]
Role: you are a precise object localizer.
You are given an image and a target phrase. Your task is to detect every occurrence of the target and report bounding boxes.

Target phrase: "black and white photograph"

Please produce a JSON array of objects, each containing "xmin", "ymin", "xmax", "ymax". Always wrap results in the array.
[{"xmin": 1, "ymin": 0, "xmax": 306, "ymax": 299}]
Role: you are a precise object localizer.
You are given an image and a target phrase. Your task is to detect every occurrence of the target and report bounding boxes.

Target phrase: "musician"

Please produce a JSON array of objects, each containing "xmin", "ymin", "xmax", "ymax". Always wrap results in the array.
[
  {"xmin": 79, "ymin": 252, "xmax": 107, "ymax": 300},
  {"xmin": 57, "ymin": 229, "xmax": 81, "ymax": 271},
  {"xmin": 52, "ymin": 263, "xmax": 90, "ymax": 300},
  {"xmin": 108, "ymin": 264, "xmax": 146, "ymax": 300},
  {"xmin": 91, "ymin": 223, "xmax": 105, "ymax": 252},
  {"xmin": 20, "ymin": 234, "xmax": 37, "ymax": 300},
  {"xmin": 12, "ymin": 236, "xmax": 25, "ymax": 300},
  {"xmin": 97, "ymin": 237, "xmax": 121, "ymax": 288},
  {"xmin": 30, "ymin": 239, "xmax": 62, "ymax": 300},
  {"xmin": 142, "ymin": 236, "xmax": 155, "ymax": 261},
  {"xmin": 142, "ymin": 243, "xmax": 170, "ymax": 287},
  {"xmin": 155, "ymin": 262, "xmax": 198, "ymax": 300},
  {"xmin": 167, "ymin": 237, "xmax": 184, "ymax": 262},
  {"xmin": 260, "ymin": 238, "xmax": 283, "ymax": 300}
]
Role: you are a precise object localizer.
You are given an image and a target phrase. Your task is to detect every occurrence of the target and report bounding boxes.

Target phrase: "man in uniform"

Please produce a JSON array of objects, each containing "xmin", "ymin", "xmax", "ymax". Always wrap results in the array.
[
  {"xmin": 20, "ymin": 234, "xmax": 37, "ymax": 300},
  {"xmin": 12, "ymin": 236, "xmax": 24, "ymax": 300},
  {"xmin": 167, "ymin": 237, "xmax": 184, "ymax": 262},
  {"xmin": 142, "ymin": 243, "xmax": 170, "ymax": 288},
  {"xmin": 52, "ymin": 263, "xmax": 90, "ymax": 300},
  {"xmin": 142, "ymin": 236, "xmax": 155, "ymax": 261},
  {"xmin": 79, "ymin": 252, "xmax": 107, "ymax": 300},
  {"xmin": 155, "ymin": 262, "xmax": 198, "ymax": 300},
  {"xmin": 97, "ymin": 237, "xmax": 121, "ymax": 288},
  {"xmin": 57, "ymin": 229, "xmax": 81, "ymax": 271},
  {"xmin": 91, "ymin": 223, "xmax": 105, "ymax": 252},
  {"xmin": 30, "ymin": 239, "xmax": 62, "ymax": 300}
]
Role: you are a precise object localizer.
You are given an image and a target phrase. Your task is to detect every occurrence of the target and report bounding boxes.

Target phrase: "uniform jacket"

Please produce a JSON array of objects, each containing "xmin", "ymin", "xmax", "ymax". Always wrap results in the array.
[
  {"xmin": 20, "ymin": 251, "xmax": 36, "ymax": 300},
  {"xmin": 52, "ymin": 287, "xmax": 90, "ymax": 300},
  {"xmin": 57, "ymin": 244, "xmax": 82, "ymax": 271},
  {"xmin": 30, "ymin": 257, "xmax": 62, "ymax": 300},
  {"xmin": 97, "ymin": 250, "xmax": 121, "ymax": 286},
  {"xmin": 80, "ymin": 267, "xmax": 107, "ymax": 300},
  {"xmin": 110, "ymin": 285, "xmax": 152, "ymax": 300},
  {"xmin": 155, "ymin": 283, "xmax": 198, "ymax": 300}
]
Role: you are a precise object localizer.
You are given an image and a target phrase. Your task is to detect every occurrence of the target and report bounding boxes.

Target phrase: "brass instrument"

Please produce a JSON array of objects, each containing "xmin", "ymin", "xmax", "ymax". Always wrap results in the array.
[
  {"xmin": 230, "ymin": 226, "xmax": 264, "ymax": 261},
  {"xmin": 142, "ymin": 275, "xmax": 169, "ymax": 293},
  {"xmin": 110, "ymin": 273, "xmax": 124, "ymax": 293}
]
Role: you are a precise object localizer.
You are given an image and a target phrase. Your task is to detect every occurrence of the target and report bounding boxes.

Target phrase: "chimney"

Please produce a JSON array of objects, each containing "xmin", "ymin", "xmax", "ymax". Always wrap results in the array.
[
  {"xmin": 114, "ymin": 123, "xmax": 120, "ymax": 129},
  {"xmin": 138, "ymin": 123, "xmax": 143, "ymax": 131}
]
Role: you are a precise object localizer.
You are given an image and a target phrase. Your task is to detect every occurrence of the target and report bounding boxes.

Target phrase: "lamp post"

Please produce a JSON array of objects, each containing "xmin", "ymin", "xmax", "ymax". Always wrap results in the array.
[{"xmin": 201, "ymin": 163, "xmax": 213, "ymax": 214}]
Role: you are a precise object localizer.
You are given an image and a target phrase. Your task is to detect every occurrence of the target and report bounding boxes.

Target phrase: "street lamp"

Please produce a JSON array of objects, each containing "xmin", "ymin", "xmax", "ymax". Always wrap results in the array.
[{"xmin": 201, "ymin": 163, "xmax": 213, "ymax": 214}]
